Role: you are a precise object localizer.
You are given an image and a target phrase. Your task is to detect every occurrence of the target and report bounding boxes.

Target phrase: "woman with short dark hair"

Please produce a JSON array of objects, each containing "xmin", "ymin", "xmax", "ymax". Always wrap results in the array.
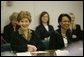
[{"xmin": 50, "ymin": 13, "xmax": 72, "ymax": 50}]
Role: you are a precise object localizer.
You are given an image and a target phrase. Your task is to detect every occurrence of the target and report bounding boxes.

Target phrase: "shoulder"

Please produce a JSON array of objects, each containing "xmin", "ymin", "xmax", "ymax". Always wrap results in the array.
[
  {"xmin": 56, "ymin": 29, "xmax": 60, "ymax": 33},
  {"xmin": 48, "ymin": 25, "xmax": 54, "ymax": 29},
  {"xmin": 4, "ymin": 24, "xmax": 10, "ymax": 28},
  {"xmin": 76, "ymin": 24, "xmax": 81, "ymax": 27},
  {"xmin": 76, "ymin": 24, "xmax": 81, "ymax": 29},
  {"xmin": 36, "ymin": 25, "xmax": 42, "ymax": 28},
  {"xmin": 55, "ymin": 29, "xmax": 62, "ymax": 36},
  {"xmin": 4, "ymin": 23, "xmax": 12, "ymax": 29},
  {"xmin": 36, "ymin": 25, "xmax": 43, "ymax": 30},
  {"xmin": 30, "ymin": 29, "xmax": 39, "ymax": 38},
  {"xmin": 30, "ymin": 29, "xmax": 34, "ymax": 33},
  {"xmin": 49, "ymin": 25, "xmax": 53, "ymax": 27},
  {"xmin": 29, "ymin": 29, "xmax": 36, "ymax": 35}
]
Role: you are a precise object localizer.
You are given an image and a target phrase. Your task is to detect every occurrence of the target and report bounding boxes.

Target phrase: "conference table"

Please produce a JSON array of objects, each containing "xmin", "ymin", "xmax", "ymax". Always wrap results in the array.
[{"xmin": 1, "ymin": 40, "xmax": 83, "ymax": 56}]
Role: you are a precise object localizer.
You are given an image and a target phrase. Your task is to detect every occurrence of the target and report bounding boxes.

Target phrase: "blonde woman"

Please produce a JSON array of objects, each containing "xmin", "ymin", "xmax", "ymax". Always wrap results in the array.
[
  {"xmin": 69, "ymin": 13, "xmax": 82, "ymax": 42},
  {"xmin": 10, "ymin": 11, "xmax": 45, "ymax": 52},
  {"xmin": 3, "ymin": 12, "xmax": 20, "ymax": 43}
]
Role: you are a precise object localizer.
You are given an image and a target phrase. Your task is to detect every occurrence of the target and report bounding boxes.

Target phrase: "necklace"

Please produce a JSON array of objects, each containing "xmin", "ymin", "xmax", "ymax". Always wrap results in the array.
[{"xmin": 18, "ymin": 28, "xmax": 32, "ymax": 41}]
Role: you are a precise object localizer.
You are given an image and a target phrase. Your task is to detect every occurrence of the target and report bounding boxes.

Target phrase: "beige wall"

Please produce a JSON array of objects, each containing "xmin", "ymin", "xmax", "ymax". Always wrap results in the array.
[{"xmin": 1, "ymin": 1, "xmax": 83, "ymax": 33}]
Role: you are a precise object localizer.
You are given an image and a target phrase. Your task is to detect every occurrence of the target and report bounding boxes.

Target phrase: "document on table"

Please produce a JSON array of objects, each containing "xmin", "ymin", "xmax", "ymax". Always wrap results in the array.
[
  {"xmin": 31, "ymin": 51, "xmax": 48, "ymax": 53},
  {"xmin": 16, "ymin": 52, "xmax": 32, "ymax": 56},
  {"xmin": 16, "ymin": 51, "xmax": 48, "ymax": 56},
  {"xmin": 55, "ymin": 50, "xmax": 69, "ymax": 56}
]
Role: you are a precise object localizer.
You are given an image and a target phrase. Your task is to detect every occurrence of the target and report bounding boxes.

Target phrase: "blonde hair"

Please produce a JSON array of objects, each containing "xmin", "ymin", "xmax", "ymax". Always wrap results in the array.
[
  {"xmin": 69, "ymin": 12, "xmax": 74, "ymax": 16},
  {"xmin": 18, "ymin": 28, "xmax": 32, "ymax": 41},
  {"xmin": 9, "ymin": 12, "xmax": 18, "ymax": 21},
  {"xmin": 69, "ymin": 12, "xmax": 76, "ymax": 30},
  {"xmin": 17, "ymin": 11, "xmax": 31, "ymax": 23},
  {"xmin": 17, "ymin": 11, "xmax": 32, "ymax": 40},
  {"xmin": 69, "ymin": 12, "xmax": 76, "ymax": 20}
]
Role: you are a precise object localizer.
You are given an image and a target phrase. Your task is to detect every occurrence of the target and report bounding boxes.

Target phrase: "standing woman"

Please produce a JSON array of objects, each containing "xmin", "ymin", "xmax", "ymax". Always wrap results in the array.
[
  {"xmin": 10, "ymin": 11, "xmax": 45, "ymax": 52},
  {"xmin": 35, "ymin": 11, "xmax": 54, "ymax": 50}
]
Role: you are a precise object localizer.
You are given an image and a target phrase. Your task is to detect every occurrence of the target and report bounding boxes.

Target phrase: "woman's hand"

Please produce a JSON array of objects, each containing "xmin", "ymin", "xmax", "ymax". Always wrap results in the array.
[{"xmin": 27, "ymin": 45, "xmax": 37, "ymax": 52}]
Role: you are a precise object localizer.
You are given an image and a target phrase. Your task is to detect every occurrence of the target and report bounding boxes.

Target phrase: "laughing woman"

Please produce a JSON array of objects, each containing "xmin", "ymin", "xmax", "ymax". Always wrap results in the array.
[
  {"xmin": 10, "ymin": 11, "xmax": 45, "ymax": 52},
  {"xmin": 50, "ymin": 13, "xmax": 72, "ymax": 50}
]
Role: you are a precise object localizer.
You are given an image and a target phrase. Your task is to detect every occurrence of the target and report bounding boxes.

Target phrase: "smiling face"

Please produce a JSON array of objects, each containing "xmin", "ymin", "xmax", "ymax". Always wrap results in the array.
[
  {"xmin": 19, "ymin": 18, "xmax": 30, "ymax": 31},
  {"xmin": 17, "ymin": 11, "xmax": 31, "ymax": 30},
  {"xmin": 60, "ymin": 16, "xmax": 71, "ymax": 30}
]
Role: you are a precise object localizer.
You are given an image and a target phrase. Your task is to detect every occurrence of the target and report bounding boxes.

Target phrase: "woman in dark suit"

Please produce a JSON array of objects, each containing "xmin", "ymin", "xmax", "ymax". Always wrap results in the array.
[
  {"xmin": 69, "ymin": 12, "xmax": 82, "ymax": 42},
  {"xmin": 35, "ymin": 11, "xmax": 54, "ymax": 50},
  {"xmin": 10, "ymin": 11, "xmax": 45, "ymax": 52},
  {"xmin": 50, "ymin": 13, "xmax": 72, "ymax": 50},
  {"xmin": 3, "ymin": 12, "xmax": 20, "ymax": 43}
]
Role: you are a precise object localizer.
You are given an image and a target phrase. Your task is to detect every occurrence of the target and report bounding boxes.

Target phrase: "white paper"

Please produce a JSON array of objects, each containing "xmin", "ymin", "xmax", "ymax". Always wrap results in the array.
[
  {"xmin": 31, "ymin": 51, "xmax": 48, "ymax": 53},
  {"xmin": 16, "ymin": 52, "xmax": 32, "ymax": 56},
  {"xmin": 55, "ymin": 50, "xmax": 69, "ymax": 56}
]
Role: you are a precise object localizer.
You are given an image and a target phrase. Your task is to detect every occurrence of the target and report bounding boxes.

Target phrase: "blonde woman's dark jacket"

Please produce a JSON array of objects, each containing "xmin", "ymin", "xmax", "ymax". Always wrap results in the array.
[{"xmin": 10, "ymin": 29, "xmax": 45, "ymax": 52}]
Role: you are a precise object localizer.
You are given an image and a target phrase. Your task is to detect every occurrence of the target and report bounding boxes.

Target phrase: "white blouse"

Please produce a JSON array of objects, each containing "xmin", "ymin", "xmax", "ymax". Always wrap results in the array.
[
  {"xmin": 63, "ymin": 37, "xmax": 68, "ymax": 47},
  {"xmin": 44, "ymin": 24, "xmax": 49, "ymax": 31},
  {"xmin": 43, "ymin": 24, "xmax": 50, "ymax": 41}
]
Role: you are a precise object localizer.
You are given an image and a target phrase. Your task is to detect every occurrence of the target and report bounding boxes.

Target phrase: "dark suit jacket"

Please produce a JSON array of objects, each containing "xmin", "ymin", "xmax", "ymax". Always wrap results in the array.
[
  {"xmin": 35, "ymin": 24, "xmax": 54, "ymax": 40},
  {"xmin": 49, "ymin": 28, "xmax": 72, "ymax": 50},
  {"xmin": 10, "ymin": 29, "xmax": 45, "ymax": 52},
  {"xmin": 3, "ymin": 23, "xmax": 20, "ymax": 43},
  {"xmin": 71, "ymin": 24, "xmax": 82, "ymax": 41}
]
